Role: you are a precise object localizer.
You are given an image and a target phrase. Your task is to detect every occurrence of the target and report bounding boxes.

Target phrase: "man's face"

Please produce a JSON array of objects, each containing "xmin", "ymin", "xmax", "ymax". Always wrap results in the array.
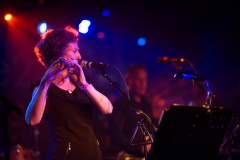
[{"xmin": 127, "ymin": 69, "xmax": 148, "ymax": 96}]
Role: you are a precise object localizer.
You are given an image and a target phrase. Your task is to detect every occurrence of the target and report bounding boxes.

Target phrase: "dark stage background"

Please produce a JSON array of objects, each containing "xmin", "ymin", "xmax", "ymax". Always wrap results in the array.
[{"xmin": 0, "ymin": 0, "xmax": 240, "ymax": 159}]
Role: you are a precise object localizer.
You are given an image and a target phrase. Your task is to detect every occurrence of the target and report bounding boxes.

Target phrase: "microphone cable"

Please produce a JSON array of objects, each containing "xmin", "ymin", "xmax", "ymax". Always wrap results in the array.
[{"xmin": 109, "ymin": 65, "xmax": 130, "ymax": 100}]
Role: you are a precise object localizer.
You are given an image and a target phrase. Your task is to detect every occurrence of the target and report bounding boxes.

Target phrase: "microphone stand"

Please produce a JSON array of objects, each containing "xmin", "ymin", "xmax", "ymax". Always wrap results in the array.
[
  {"xmin": 130, "ymin": 119, "xmax": 154, "ymax": 159},
  {"xmin": 202, "ymin": 80, "xmax": 212, "ymax": 109},
  {"xmin": 172, "ymin": 61, "xmax": 213, "ymax": 109},
  {"xmin": 172, "ymin": 59, "xmax": 238, "ymax": 159},
  {"xmin": 98, "ymin": 68, "xmax": 157, "ymax": 160},
  {"xmin": 219, "ymin": 116, "xmax": 240, "ymax": 160}
]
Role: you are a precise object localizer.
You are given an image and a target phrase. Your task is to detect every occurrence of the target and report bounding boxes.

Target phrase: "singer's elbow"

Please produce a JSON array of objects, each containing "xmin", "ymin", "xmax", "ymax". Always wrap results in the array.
[
  {"xmin": 25, "ymin": 114, "xmax": 40, "ymax": 126},
  {"xmin": 107, "ymin": 102, "xmax": 113, "ymax": 114},
  {"xmin": 102, "ymin": 109, "xmax": 112, "ymax": 114},
  {"xmin": 100, "ymin": 102, "xmax": 113, "ymax": 114},
  {"xmin": 27, "ymin": 118, "xmax": 40, "ymax": 126}
]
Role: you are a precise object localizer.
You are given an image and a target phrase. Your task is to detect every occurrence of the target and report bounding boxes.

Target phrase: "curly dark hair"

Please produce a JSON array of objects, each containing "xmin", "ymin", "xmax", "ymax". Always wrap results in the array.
[{"xmin": 34, "ymin": 25, "xmax": 79, "ymax": 67}]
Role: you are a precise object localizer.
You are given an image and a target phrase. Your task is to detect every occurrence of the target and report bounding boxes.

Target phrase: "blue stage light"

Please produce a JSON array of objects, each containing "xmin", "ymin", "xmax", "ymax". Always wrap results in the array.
[
  {"xmin": 38, "ymin": 22, "xmax": 47, "ymax": 34},
  {"xmin": 137, "ymin": 37, "xmax": 146, "ymax": 46},
  {"xmin": 102, "ymin": 10, "xmax": 110, "ymax": 16},
  {"xmin": 78, "ymin": 20, "xmax": 91, "ymax": 34}
]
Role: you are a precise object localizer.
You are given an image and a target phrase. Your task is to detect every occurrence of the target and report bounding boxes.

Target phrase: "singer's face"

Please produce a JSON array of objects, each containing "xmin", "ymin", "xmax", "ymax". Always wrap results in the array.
[
  {"xmin": 63, "ymin": 42, "xmax": 81, "ymax": 61},
  {"xmin": 127, "ymin": 69, "xmax": 148, "ymax": 96}
]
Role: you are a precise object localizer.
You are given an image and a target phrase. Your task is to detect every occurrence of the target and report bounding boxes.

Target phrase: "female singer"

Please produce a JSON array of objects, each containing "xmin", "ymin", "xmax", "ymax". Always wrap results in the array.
[{"xmin": 25, "ymin": 26, "xmax": 113, "ymax": 160}]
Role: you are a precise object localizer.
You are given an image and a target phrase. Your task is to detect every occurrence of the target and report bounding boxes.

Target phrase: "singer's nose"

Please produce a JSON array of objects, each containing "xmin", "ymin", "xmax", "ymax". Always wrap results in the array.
[{"xmin": 77, "ymin": 51, "xmax": 81, "ymax": 60}]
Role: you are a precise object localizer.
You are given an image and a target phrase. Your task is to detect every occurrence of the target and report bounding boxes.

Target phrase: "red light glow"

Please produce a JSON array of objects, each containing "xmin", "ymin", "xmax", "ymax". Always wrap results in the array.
[
  {"xmin": 5, "ymin": 14, "xmax": 12, "ymax": 21},
  {"xmin": 163, "ymin": 56, "xmax": 169, "ymax": 61},
  {"xmin": 97, "ymin": 32, "xmax": 105, "ymax": 39}
]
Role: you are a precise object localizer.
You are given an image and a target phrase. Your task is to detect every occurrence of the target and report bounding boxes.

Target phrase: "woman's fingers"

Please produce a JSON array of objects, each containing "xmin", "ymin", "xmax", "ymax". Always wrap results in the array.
[
  {"xmin": 41, "ymin": 60, "xmax": 61, "ymax": 84},
  {"xmin": 68, "ymin": 63, "xmax": 80, "ymax": 75},
  {"xmin": 50, "ymin": 57, "xmax": 70, "ymax": 71},
  {"xmin": 41, "ymin": 58, "xmax": 73, "ymax": 85},
  {"xmin": 43, "ymin": 58, "xmax": 87, "ymax": 85},
  {"xmin": 68, "ymin": 62, "xmax": 87, "ymax": 86},
  {"xmin": 49, "ymin": 58, "xmax": 70, "ymax": 76},
  {"xmin": 52, "ymin": 67, "xmax": 70, "ymax": 84}
]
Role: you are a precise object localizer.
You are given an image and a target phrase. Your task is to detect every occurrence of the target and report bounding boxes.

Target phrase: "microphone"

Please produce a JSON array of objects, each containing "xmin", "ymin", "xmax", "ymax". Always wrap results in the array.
[
  {"xmin": 79, "ymin": 60, "xmax": 111, "ymax": 69},
  {"xmin": 59, "ymin": 58, "xmax": 111, "ymax": 69},
  {"xmin": 157, "ymin": 56, "xmax": 186, "ymax": 63},
  {"xmin": 174, "ymin": 72, "xmax": 205, "ymax": 82}
]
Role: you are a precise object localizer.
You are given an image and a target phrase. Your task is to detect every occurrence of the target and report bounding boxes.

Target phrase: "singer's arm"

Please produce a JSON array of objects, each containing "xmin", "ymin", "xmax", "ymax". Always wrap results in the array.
[
  {"xmin": 70, "ymin": 60, "xmax": 113, "ymax": 114},
  {"xmin": 82, "ymin": 83, "xmax": 113, "ymax": 114},
  {"xmin": 25, "ymin": 59, "xmax": 69, "ymax": 126},
  {"xmin": 25, "ymin": 83, "xmax": 49, "ymax": 126}
]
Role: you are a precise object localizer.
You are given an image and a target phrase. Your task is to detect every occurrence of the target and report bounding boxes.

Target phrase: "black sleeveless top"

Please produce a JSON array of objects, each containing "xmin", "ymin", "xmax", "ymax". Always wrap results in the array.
[{"xmin": 30, "ymin": 80, "xmax": 101, "ymax": 160}]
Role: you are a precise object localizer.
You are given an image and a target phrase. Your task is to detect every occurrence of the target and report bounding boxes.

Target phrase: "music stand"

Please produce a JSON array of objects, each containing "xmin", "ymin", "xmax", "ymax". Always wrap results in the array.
[{"xmin": 147, "ymin": 105, "xmax": 232, "ymax": 160}]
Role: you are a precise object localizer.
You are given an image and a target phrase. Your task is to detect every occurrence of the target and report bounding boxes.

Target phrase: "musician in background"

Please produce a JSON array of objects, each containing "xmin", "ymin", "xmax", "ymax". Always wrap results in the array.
[{"xmin": 108, "ymin": 64, "xmax": 154, "ymax": 160}]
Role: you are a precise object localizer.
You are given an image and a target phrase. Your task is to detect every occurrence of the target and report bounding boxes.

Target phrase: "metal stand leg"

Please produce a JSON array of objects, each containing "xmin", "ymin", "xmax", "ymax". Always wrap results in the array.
[{"xmin": 130, "ymin": 119, "xmax": 153, "ymax": 160}]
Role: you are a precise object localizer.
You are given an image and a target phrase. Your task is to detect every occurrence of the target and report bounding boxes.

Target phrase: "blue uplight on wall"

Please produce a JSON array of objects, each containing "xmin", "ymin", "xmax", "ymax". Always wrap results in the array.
[
  {"xmin": 78, "ymin": 20, "xmax": 91, "ymax": 34},
  {"xmin": 102, "ymin": 10, "xmax": 110, "ymax": 16},
  {"xmin": 38, "ymin": 22, "xmax": 47, "ymax": 34},
  {"xmin": 137, "ymin": 37, "xmax": 146, "ymax": 46}
]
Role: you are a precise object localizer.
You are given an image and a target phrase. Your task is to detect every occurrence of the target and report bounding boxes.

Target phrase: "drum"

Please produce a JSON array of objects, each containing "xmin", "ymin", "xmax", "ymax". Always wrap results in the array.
[{"xmin": 10, "ymin": 145, "xmax": 33, "ymax": 160}]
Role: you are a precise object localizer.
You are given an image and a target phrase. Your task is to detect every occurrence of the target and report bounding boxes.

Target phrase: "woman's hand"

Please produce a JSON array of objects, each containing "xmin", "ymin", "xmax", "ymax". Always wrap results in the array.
[
  {"xmin": 68, "ymin": 59, "xmax": 87, "ymax": 86},
  {"xmin": 67, "ymin": 59, "xmax": 113, "ymax": 114},
  {"xmin": 40, "ymin": 57, "xmax": 71, "ymax": 85}
]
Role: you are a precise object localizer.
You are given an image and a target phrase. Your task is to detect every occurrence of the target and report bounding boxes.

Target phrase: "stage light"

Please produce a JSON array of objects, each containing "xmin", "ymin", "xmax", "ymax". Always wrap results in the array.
[
  {"xmin": 38, "ymin": 22, "xmax": 47, "ymax": 34},
  {"xmin": 97, "ymin": 32, "xmax": 105, "ymax": 39},
  {"xmin": 78, "ymin": 20, "xmax": 91, "ymax": 34},
  {"xmin": 5, "ymin": 14, "xmax": 12, "ymax": 21},
  {"xmin": 102, "ymin": 10, "xmax": 110, "ymax": 16},
  {"xmin": 137, "ymin": 37, "xmax": 146, "ymax": 46}
]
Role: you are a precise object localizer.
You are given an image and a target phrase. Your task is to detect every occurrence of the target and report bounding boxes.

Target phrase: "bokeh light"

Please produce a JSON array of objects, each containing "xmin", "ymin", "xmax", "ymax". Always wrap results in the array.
[
  {"xmin": 97, "ymin": 32, "xmax": 105, "ymax": 39},
  {"xmin": 102, "ymin": 10, "xmax": 110, "ymax": 16},
  {"xmin": 78, "ymin": 20, "xmax": 91, "ymax": 34},
  {"xmin": 38, "ymin": 22, "xmax": 47, "ymax": 34},
  {"xmin": 137, "ymin": 37, "xmax": 146, "ymax": 46},
  {"xmin": 5, "ymin": 14, "xmax": 12, "ymax": 21}
]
